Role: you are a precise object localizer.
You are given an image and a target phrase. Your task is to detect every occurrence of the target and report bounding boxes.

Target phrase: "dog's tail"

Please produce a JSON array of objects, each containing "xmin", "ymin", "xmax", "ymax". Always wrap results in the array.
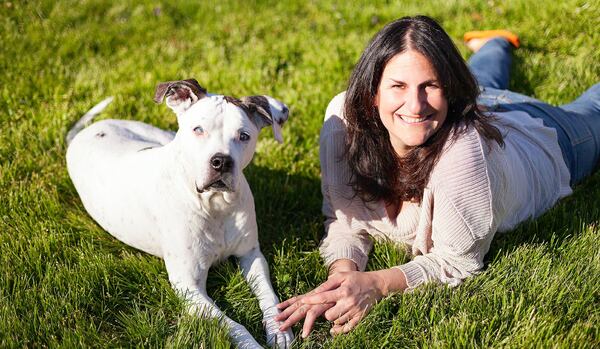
[{"xmin": 66, "ymin": 97, "xmax": 114, "ymax": 146}]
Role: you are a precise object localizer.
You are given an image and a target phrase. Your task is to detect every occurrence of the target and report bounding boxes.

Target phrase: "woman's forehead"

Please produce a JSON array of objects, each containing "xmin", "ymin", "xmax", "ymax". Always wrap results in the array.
[{"xmin": 382, "ymin": 50, "xmax": 439, "ymax": 80}]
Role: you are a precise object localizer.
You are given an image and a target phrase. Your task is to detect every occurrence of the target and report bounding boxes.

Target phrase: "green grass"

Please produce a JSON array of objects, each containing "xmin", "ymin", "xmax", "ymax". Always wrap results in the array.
[{"xmin": 1, "ymin": 0, "xmax": 599, "ymax": 347}]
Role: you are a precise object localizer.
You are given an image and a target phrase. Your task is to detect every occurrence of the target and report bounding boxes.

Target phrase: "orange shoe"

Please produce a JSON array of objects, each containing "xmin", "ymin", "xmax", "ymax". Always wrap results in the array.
[{"xmin": 463, "ymin": 29, "xmax": 520, "ymax": 48}]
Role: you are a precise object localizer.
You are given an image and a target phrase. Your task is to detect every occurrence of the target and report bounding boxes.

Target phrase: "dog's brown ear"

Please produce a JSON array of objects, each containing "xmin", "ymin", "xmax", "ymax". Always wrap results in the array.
[
  {"xmin": 241, "ymin": 95, "xmax": 288, "ymax": 143},
  {"xmin": 154, "ymin": 79, "xmax": 207, "ymax": 115}
]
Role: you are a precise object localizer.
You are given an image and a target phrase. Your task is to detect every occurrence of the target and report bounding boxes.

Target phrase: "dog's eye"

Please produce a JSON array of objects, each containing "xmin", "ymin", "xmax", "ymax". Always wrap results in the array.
[
  {"xmin": 193, "ymin": 126, "xmax": 204, "ymax": 135},
  {"xmin": 239, "ymin": 131, "xmax": 251, "ymax": 142}
]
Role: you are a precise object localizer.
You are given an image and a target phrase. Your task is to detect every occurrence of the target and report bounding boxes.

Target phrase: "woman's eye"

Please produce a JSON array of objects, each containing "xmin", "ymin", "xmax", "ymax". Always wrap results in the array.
[
  {"xmin": 239, "ymin": 131, "xmax": 250, "ymax": 142},
  {"xmin": 193, "ymin": 126, "xmax": 204, "ymax": 134},
  {"xmin": 426, "ymin": 82, "xmax": 440, "ymax": 89}
]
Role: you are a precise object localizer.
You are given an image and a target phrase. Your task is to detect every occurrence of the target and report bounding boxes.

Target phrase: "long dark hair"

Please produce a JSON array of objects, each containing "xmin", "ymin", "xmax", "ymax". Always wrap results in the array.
[{"xmin": 344, "ymin": 15, "xmax": 503, "ymax": 204}]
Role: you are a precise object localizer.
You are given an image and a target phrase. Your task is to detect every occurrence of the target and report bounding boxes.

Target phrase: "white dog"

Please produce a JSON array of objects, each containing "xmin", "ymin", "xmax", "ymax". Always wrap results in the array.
[{"xmin": 66, "ymin": 79, "xmax": 294, "ymax": 348}]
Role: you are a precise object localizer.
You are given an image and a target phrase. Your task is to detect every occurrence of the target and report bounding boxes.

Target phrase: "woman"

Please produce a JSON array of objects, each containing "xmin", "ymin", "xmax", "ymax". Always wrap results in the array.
[{"xmin": 276, "ymin": 15, "xmax": 600, "ymax": 338}]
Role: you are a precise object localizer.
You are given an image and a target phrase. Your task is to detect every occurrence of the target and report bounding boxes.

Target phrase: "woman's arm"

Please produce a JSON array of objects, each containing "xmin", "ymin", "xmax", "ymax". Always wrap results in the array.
[
  {"xmin": 328, "ymin": 258, "xmax": 358, "ymax": 274},
  {"xmin": 318, "ymin": 92, "xmax": 374, "ymax": 271},
  {"xmin": 300, "ymin": 267, "xmax": 408, "ymax": 335}
]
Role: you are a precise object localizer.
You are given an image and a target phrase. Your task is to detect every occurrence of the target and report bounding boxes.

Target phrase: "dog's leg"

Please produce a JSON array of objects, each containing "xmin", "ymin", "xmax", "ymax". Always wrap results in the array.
[
  {"xmin": 239, "ymin": 246, "xmax": 295, "ymax": 348},
  {"xmin": 164, "ymin": 255, "xmax": 263, "ymax": 349}
]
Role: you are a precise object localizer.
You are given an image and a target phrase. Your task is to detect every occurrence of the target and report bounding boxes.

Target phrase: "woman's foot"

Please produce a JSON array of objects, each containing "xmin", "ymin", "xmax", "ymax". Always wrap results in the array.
[{"xmin": 463, "ymin": 30, "xmax": 520, "ymax": 52}]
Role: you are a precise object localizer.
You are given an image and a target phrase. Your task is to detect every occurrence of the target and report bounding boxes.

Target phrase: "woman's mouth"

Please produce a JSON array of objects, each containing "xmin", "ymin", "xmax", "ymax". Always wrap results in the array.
[{"xmin": 396, "ymin": 114, "xmax": 432, "ymax": 124}]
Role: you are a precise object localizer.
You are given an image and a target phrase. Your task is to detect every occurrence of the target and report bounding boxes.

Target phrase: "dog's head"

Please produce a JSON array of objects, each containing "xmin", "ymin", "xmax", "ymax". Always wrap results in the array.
[{"xmin": 154, "ymin": 79, "xmax": 289, "ymax": 194}]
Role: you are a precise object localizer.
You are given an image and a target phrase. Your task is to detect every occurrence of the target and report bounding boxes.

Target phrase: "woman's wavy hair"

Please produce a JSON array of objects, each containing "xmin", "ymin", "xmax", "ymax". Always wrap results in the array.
[{"xmin": 344, "ymin": 15, "xmax": 503, "ymax": 204}]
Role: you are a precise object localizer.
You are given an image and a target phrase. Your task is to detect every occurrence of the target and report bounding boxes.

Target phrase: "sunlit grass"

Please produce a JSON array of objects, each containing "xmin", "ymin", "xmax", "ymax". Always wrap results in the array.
[{"xmin": 1, "ymin": 0, "xmax": 598, "ymax": 347}]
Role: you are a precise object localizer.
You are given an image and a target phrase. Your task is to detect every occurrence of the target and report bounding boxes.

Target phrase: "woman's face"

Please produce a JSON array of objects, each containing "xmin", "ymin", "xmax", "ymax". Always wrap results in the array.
[{"xmin": 374, "ymin": 49, "xmax": 448, "ymax": 157}]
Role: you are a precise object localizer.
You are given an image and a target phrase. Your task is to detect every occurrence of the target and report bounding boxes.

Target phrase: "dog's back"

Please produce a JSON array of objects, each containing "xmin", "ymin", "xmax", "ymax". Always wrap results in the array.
[{"xmin": 67, "ymin": 117, "xmax": 177, "ymax": 256}]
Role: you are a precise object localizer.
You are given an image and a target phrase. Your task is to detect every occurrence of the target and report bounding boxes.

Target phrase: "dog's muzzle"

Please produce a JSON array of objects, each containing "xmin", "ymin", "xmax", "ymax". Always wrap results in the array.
[
  {"xmin": 196, "ymin": 176, "xmax": 232, "ymax": 193},
  {"xmin": 196, "ymin": 153, "xmax": 234, "ymax": 193}
]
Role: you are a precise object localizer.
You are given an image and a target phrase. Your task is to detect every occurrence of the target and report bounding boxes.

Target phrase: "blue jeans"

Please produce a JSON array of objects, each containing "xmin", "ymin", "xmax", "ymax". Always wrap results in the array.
[{"xmin": 470, "ymin": 38, "xmax": 600, "ymax": 185}]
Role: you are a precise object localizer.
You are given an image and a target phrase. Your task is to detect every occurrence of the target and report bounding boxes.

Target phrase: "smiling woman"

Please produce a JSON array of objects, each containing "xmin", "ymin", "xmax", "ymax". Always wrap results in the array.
[
  {"xmin": 375, "ymin": 50, "xmax": 448, "ymax": 156},
  {"xmin": 275, "ymin": 15, "xmax": 600, "ymax": 338}
]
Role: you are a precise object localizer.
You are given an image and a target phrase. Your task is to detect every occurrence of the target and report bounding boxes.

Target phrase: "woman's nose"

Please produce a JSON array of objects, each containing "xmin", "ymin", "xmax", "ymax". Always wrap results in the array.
[{"xmin": 405, "ymin": 88, "xmax": 427, "ymax": 115}]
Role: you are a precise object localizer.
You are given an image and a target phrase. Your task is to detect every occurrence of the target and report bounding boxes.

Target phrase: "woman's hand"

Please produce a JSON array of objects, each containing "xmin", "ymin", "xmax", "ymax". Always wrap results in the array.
[
  {"xmin": 275, "ymin": 294, "xmax": 334, "ymax": 338},
  {"xmin": 275, "ymin": 259, "xmax": 358, "ymax": 338},
  {"xmin": 276, "ymin": 261, "xmax": 408, "ymax": 337},
  {"xmin": 300, "ymin": 271, "xmax": 388, "ymax": 335}
]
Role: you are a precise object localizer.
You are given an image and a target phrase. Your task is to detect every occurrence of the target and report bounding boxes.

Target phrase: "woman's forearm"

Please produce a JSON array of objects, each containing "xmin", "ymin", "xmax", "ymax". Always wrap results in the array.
[
  {"xmin": 368, "ymin": 268, "xmax": 408, "ymax": 296},
  {"xmin": 330, "ymin": 260, "xmax": 407, "ymax": 296},
  {"xmin": 328, "ymin": 259, "xmax": 358, "ymax": 275}
]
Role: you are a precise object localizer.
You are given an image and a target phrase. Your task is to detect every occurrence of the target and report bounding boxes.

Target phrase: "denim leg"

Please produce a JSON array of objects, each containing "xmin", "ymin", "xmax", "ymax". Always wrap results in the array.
[
  {"xmin": 479, "ymin": 85, "xmax": 600, "ymax": 185},
  {"xmin": 557, "ymin": 83, "xmax": 600, "ymax": 182},
  {"xmin": 468, "ymin": 38, "xmax": 513, "ymax": 89},
  {"xmin": 560, "ymin": 83, "xmax": 600, "ymax": 117}
]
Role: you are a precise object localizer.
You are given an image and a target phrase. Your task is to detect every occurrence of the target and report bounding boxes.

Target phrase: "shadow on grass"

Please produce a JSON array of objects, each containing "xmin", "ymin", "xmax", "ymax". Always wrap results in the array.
[{"xmin": 245, "ymin": 164, "xmax": 323, "ymax": 253}]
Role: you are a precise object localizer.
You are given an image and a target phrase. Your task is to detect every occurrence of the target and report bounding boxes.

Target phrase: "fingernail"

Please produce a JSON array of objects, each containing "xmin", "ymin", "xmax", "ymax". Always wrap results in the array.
[{"xmin": 302, "ymin": 331, "xmax": 307, "ymax": 338}]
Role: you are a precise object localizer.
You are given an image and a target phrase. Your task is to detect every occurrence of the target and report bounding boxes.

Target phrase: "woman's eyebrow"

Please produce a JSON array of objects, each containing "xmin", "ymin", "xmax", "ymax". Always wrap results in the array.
[
  {"xmin": 389, "ymin": 78, "xmax": 405, "ymax": 83},
  {"xmin": 388, "ymin": 78, "xmax": 439, "ymax": 85}
]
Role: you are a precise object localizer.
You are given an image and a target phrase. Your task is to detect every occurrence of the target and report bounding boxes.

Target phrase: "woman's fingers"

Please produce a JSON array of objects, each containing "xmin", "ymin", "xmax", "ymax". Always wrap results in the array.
[
  {"xmin": 302, "ymin": 289, "xmax": 340, "ymax": 305},
  {"xmin": 276, "ymin": 295, "xmax": 301, "ymax": 310},
  {"xmin": 312, "ymin": 275, "xmax": 343, "ymax": 294},
  {"xmin": 330, "ymin": 315, "xmax": 361, "ymax": 335},
  {"xmin": 277, "ymin": 271, "xmax": 383, "ymax": 337},
  {"xmin": 330, "ymin": 305, "xmax": 372, "ymax": 335},
  {"xmin": 301, "ymin": 303, "xmax": 334, "ymax": 338},
  {"xmin": 332, "ymin": 310, "xmax": 351, "ymax": 326},
  {"xmin": 275, "ymin": 297, "xmax": 305, "ymax": 321},
  {"xmin": 278, "ymin": 303, "xmax": 310, "ymax": 331},
  {"xmin": 302, "ymin": 310, "xmax": 318, "ymax": 338},
  {"xmin": 323, "ymin": 302, "xmax": 349, "ymax": 322}
]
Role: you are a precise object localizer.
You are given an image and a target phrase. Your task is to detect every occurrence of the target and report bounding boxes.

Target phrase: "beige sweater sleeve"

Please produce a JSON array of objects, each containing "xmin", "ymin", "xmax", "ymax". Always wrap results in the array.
[
  {"xmin": 318, "ymin": 92, "xmax": 373, "ymax": 271},
  {"xmin": 396, "ymin": 127, "xmax": 497, "ymax": 289}
]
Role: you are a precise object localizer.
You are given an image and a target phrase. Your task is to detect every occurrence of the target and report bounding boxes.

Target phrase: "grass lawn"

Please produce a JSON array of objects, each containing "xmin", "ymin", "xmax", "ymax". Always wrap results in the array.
[{"xmin": 1, "ymin": 0, "xmax": 599, "ymax": 347}]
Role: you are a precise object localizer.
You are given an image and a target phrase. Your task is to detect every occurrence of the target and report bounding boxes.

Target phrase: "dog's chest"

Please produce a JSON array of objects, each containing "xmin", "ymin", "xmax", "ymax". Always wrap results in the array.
[{"xmin": 179, "ymin": 209, "xmax": 252, "ymax": 267}]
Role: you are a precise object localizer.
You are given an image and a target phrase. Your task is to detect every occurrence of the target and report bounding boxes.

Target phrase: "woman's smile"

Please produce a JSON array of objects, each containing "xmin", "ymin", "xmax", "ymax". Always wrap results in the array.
[{"xmin": 394, "ymin": 113, "xmax": 433, "ymax": 124}]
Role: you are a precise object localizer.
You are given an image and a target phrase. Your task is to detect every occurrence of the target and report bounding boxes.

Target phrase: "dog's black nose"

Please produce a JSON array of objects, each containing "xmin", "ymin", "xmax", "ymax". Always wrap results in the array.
[{"xmin": 210, "ymin": 153, "xmax": 233, "ymax": 173}]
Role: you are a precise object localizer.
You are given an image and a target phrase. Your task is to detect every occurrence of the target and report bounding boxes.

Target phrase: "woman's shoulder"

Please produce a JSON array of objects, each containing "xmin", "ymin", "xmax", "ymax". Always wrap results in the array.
[
  {"xmin": 322, "ymin": 91, "xmax": 348, "ymax": 135},
  {"xmin": 432, "ymin": 124, "xmax": 489, "ymax": 183},
  {"xmin": 429, "ymin": 124, "xmax": 494, "ymax": 205},
  {"xmin": 429, "ymin": 124, "xmax": 494, "ymax": 237},
  {"xmin": 325, "ymin": 91, "xmax": 347, "ymax": 119}
]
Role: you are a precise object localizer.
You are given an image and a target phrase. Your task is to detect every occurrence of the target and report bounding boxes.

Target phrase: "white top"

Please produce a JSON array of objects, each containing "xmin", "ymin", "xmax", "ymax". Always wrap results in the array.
[{"xmin": 319, "ymin": 92, "xmax": 572, "ymax": 290}]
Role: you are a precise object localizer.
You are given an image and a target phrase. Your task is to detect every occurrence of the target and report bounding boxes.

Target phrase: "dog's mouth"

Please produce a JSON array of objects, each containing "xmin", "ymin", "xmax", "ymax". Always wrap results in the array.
[{"xmin": 196, "ymin": 178, "xmax": 231, "ymax": 193}]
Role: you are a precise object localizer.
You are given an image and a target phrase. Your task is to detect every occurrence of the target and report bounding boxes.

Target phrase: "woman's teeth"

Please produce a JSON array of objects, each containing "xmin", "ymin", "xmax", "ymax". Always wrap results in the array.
[{"xmin": 398, "ymin": 114, "xmax": 430, "ymax": 123}]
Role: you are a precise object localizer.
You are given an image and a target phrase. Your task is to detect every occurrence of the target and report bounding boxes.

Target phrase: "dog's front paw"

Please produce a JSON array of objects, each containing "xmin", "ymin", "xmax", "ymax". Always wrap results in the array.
[{"xmin": 263, "ymin": 310, "xmax": 294, "ymax": 348}]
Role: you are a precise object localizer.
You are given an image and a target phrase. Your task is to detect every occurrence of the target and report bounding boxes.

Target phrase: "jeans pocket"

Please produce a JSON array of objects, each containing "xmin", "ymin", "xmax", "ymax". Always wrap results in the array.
[{"xmin": 537, "ymin": 104, "xmax": 593, "ymax": 146}]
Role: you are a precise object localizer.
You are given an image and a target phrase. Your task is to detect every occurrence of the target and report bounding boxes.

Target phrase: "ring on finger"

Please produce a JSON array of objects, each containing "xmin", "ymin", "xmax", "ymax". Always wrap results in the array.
[{"xmin": 334, "ymin": 313, "xmax": 349, "ymax": 326}]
